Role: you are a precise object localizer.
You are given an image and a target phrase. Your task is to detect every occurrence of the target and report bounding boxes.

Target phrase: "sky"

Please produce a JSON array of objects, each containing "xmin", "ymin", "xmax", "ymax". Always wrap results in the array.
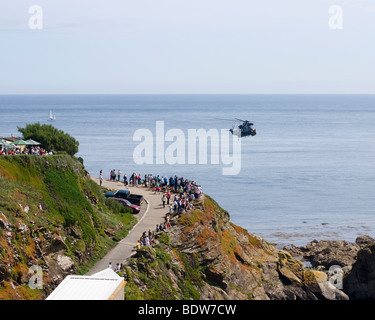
[{"xmin": 0, "ymin": 0, "xmax": 374, "ymax": 94}]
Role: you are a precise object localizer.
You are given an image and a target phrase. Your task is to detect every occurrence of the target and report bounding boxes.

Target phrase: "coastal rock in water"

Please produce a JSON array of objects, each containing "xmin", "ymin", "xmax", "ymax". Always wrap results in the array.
[
  {"xmin": 305, "ymin": 270, "xmax": 348, "ymax": 300},
  {"xmin": 344, "ymin": 243, "xmax": 375, "ymax": 299},
  {"xmin": 261, "ymin": 251, "xmax": 348, "ymax": 300},
  {"xmin": 285, "ymin": 235, "xmax": 375, "ymax": 269},
  {"xmin": 355, "ymin": 235, "xmax": 375, "ymax": 247}
]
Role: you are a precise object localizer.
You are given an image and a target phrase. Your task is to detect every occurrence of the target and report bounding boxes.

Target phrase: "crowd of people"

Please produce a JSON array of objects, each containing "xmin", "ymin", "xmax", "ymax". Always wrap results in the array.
[
  {"xmin": 109, "ymin": 169, "xmax": 122, "ymax": 182},
  {"xmin": 137, "ymin": 212, "xmax": 172, "ymax": 250},
  {"xmin": 0, "ymin": 146, "xmax": 53, "ymax": 156},
  {"xmin": 105, "ymin": 170, "xmax": 203, "ymax": 200},
  {"xmin": 100, "ymin": 169, "xmax": 203, "ymax": 251},
  {"xmin": 135, "ymin": 173, "xmax": 201, "ymax": 250}
]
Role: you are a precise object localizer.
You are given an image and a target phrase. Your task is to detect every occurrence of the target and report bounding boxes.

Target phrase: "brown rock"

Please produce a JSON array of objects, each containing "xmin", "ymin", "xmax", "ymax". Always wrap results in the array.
[
  {"xmin": 126, "ymin": 196, "xmax": 348, "ymax": 300},
  {"xmin": 344, "ymin": 244, "xmax": 375, "ymax": 299},
  {"xmin": 286, "ymin": 239, "xmax": 360, "ymax": 268}
]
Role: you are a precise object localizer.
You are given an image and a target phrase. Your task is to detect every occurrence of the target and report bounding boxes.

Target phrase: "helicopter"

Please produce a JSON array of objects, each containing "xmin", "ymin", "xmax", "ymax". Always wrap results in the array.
[{"xmin": 217, "ymin": 118, "xmax": 256, "ymax": 138}]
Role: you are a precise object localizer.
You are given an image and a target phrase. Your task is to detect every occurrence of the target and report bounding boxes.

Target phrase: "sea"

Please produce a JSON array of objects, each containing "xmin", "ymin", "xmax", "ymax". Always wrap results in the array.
[{"xmin": 1, "ymin": 94, "xmax": 375, "ymax": 248}]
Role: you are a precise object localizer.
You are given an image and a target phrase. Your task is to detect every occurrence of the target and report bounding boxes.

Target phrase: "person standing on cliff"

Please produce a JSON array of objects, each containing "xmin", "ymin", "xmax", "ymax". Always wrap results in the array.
[
  {"xmin": 161, "ymin": 194, "xmax": 166, "ymax": 208},
  {"xmin": 99, "ymin": 170, "xmax": 103, "ymax": 187},
  {"xmin": 166, "ymin": 191, "xmax": 171, "ymax": 204},
  {"xmin": 118, "ymin": 169, "xmax": 121, "ymax": 182}
]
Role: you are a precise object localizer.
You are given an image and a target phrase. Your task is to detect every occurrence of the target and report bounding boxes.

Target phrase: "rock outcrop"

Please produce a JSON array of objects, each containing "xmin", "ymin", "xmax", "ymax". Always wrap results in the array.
[
  {"xmin": 285, "ymin": 235, "xmax": 375, "ymax": 269},
  {"xmin": 343, "ymin": 244, "xmax": 375, "ymax": 299},
  {"xmin": 124, "ymin": 195, "xmax": 348, "ymax": 300},
  {"xmin": 284, "ymin": 235, "xmax": 375, "ymax": 300}
]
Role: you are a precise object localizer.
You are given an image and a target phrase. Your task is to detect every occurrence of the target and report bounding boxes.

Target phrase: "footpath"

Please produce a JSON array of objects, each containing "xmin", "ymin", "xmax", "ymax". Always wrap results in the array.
[{"xmin": 86, "ymin": 178, "xmax": 169, "ymax": 275}]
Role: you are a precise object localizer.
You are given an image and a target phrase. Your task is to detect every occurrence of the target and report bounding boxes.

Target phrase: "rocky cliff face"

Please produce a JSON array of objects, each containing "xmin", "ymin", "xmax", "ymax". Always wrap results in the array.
[
  {"xmin": 343, "ymin": 243, "xmax": 375, "ymax": 299},
  {"xmin": 2, "ymin": 156, "xmax": 372, "ymax": 300},
  {"xmin": 124, "ymin": 195, "xmax": 348, "ymax": 300},
  {"xmin": 285, "ymin": 235, "xmax": 375, "ymax": 300},
  {"xmin": 0, "ymin": 155, "xmax": 136, "ymax": 300},
  {"xmin": 285, "ymin": 235, "xmax": 375, "ymax": 269},
  {"xmin": 0, "ymin": 212, "xmax": 76, "ymax": 299}
]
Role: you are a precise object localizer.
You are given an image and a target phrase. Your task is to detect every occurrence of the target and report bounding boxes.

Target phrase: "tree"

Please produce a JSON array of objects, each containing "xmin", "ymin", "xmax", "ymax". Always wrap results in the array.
[{"xmin": 18, "ymin": 123, "xmax": 79, "ymax": 156}]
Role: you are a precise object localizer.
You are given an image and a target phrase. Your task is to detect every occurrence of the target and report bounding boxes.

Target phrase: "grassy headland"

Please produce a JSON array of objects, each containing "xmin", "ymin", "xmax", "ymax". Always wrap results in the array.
[{"xmin": 0, "ymin": 154, "xmax": 136, "ymax": 299}]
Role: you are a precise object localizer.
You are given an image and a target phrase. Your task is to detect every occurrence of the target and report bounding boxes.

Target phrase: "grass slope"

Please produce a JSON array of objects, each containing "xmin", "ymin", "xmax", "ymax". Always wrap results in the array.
[{"xmin": 0, "ymin": 154, "xmax": 136, "ymax": 299}]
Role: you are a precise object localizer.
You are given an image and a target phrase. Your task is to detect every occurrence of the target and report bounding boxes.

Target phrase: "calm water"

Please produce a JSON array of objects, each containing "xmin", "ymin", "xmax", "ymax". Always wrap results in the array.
[{"xmin": 1, "ymin": 94, "xmax": 375, "ymax": 247}]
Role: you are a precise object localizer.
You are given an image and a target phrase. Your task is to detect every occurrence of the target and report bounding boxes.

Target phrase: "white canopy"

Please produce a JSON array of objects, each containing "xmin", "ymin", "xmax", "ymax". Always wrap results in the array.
[{"xmin": 46, "ymin": 268, "xmax": 125, "ymax": 300}]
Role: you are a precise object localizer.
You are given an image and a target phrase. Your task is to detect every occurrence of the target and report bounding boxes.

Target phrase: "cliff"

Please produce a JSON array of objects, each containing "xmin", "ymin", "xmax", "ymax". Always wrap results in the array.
[
  {"xmin": 2, "ymin": 154, "xmax": 370, "ymax": 300},
  {"xmin": 344, "ymin": 243, "xmax": 375, "ymax": 299},
  {"xmin": 124, "ymin": 195, "xmax": 348, "ymax": 300},
  {"xmin": 0, "ymin": 155, "xmax": 136, "ymax": 299}
]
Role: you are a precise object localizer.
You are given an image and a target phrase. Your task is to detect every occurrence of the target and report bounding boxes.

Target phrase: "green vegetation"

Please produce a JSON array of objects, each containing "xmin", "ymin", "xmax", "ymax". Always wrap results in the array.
[
  {"xmin": 125, "ymin": 242, "xmax": 206, "ymax": 300},
  {"xmin": 125, "ymin": 246, "xmax": 177, "ymax": 300},
  {"xmin": 18, "ymin": 123, "xmax": 79, "ymax": 156},
  {"xmin": 204, "ymin": 194, "xmax": 230, "ymax": 220},
  {"xmin": 175, "ymin": 252, "xmax": 204, "ymax": 300},
  {"xmin": 157, "ymin": 232, "xmax": 171, "ymax": 245},
  {"xmin": 0, "ymin": 154, "xmax": 137, "ymax": 298}
]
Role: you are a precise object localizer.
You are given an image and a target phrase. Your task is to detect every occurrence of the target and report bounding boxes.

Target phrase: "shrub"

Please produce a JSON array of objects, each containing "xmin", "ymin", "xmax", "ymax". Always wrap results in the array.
[
  {"xmin": 18, "ymin": 123, "xmax": 79, "ymax": 156},
  {"xmin": 158, "ymin": 233, "xmax": 171, "ymax": 245}
]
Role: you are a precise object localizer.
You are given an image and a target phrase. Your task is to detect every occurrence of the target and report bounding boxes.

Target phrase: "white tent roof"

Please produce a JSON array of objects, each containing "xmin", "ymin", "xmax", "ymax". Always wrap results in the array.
[
  {"xmin": 91, "ymin": 268, "xmax": 122, "ymax": 279},
  {"xmin": 46, "ymin": 269, "xmax": 125, "ymax": 300}
]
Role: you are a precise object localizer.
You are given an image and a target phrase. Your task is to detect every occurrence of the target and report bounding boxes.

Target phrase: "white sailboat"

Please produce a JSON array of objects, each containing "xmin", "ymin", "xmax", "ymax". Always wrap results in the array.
[{"xmin": 48, "ymin": 111, "xmax": 56, "ymax": 121}]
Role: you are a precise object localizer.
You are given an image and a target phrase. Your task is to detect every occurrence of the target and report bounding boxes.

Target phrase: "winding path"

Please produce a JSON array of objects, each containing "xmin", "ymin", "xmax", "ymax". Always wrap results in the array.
[{"xmin": 86, "ymin": 178, "xmax": 169, "ymax": 275}]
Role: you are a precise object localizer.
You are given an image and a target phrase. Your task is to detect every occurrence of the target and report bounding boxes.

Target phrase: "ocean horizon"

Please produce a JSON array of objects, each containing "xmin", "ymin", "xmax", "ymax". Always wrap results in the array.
[{"xmin": 1, "ymin": 93, "xmax": 375, "ymax": 247}]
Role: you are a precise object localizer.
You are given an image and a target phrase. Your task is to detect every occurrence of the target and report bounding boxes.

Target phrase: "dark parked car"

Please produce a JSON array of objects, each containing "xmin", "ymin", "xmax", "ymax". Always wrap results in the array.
[
  {"xmin": 112, "ymin": 197, "xmax": 140, "ymax": 214},
  {"xmin": 105, "ymin": 189, "xmax": 144, "ymax": 206}
]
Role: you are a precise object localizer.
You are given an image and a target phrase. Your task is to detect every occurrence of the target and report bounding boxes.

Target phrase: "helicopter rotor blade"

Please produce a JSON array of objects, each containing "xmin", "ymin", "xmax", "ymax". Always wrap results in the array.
[
  {"xmin": 215, "ymin": 117, "xmax": 254, "ymax": 125},
  {"xmin": 235, "ymin": 118, "xmax": 254, "ymax": 124},
  {"xmin": 214, "ymin": 117, "xmax": 239, "ymax": 122}
]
